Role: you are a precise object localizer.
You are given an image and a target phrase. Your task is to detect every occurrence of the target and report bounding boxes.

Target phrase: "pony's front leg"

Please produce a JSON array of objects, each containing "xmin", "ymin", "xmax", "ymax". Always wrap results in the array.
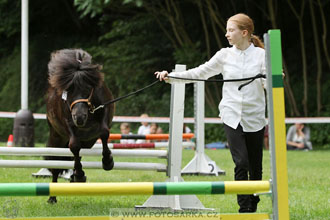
[
  {"xmin": 100, "ymin": 123, "xmax": 114, "ymax": 171},
  {"xmin": 47, "ymin": 169, "xmax": 61, "ymax": 203},
  {"xmin": 69, "ymin": 137, "xmax": 86, "ymax": 182}
]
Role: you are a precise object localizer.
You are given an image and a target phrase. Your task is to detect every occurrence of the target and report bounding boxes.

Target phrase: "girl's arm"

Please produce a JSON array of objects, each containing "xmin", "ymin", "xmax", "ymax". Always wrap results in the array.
[{"xmin": 155, "ymin": 49, "xmax": 226, "ymax": 81}]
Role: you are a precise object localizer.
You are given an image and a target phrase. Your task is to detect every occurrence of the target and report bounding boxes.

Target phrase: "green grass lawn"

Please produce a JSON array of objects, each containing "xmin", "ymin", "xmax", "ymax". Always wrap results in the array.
[{"xmin": 0, "ymin": 147, "xmax": 329, "ymax": 219}]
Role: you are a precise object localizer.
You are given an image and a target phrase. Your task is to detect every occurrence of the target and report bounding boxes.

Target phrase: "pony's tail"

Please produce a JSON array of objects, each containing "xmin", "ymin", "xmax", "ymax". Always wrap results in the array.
[{"xmin": 251, "ymin": 34, "xmax": 264, "ymax": 49}]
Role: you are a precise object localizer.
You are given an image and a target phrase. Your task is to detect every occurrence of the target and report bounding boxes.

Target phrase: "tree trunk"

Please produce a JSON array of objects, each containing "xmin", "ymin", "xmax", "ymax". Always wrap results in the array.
[
  {"xmin": 283, "ymin": 60, "xmax": 301, "ymax": 116},
  {"xmin": 309, "ymin": 0, "xmax": 323, "ymax": 115},
  {"xmin": 288, "ymin": 0, "xmax": 308, "ymax": 116},
  {"xmin": 298, "ymin": 21, "xmax": 309, "ymax": 116},
  {"xmin": 267, "ymin": 0, "xmax": 300, "ymax": 116},
  {"xmin": 206, "ymin": 0, "xmax": 224, "ymax": 49},
  {"xmin": 196, "ymin": 0, "xmax": 221, "ymax": 105},
  {"xmin": 317, "ymin": 0, "xmax": 330, "ymax": 70}
]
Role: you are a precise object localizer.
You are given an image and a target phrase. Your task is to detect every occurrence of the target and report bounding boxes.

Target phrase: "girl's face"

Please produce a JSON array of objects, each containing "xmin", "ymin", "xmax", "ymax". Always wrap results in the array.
[
  {"xmin": 225, "ymin": 20, "xmax": 246, "ymax": 46},
  {"xmin": 120, "ymin": 126, "xmax": 130, "ymax": 134},
  {"xmin": 295, "ymin": 123, "xmax": 304, "ymax": 130}
]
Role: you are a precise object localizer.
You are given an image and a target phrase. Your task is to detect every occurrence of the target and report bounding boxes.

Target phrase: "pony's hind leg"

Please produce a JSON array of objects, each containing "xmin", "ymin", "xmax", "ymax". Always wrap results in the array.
[{"xmin": 46, "ymin": 128, "xmax": 68, "ymax": 203}]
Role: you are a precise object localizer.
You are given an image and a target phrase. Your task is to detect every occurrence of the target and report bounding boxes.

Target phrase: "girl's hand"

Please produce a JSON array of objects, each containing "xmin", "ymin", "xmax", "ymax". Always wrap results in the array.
[{"xmin": 154, "ymin": 71, "xmax": 169, "ymax": 81}]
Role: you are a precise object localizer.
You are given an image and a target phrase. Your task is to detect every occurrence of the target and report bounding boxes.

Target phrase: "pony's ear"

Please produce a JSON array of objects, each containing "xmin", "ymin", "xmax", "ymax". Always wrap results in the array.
[
  {"xmin": 76, "ymin": 49, "xmax": 92, "ymax": 64},
  {"xmin": 76, "ymin": 51, "xmax": 83, "ymax": 63}
]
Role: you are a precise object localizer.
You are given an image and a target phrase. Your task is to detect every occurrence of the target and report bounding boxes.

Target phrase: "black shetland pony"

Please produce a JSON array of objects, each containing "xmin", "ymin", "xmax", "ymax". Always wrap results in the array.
[{"xmin": 46, "ymin": 49, "xmax": 114, "ymax": 203}]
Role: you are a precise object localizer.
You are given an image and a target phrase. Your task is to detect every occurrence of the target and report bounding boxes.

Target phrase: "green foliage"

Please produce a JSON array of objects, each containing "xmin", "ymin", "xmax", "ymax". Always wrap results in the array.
[
  {"xmin": 0, "ymin": 47, "xmax": 22, "ymax": 142},
  {"xmin": 0, "ymin": 118, "xmax": 14, "ymax": 143},
  {"xmin": 0, "ymin": 49, "xmax": 21, "ymax": 111},
  {"xmin": 74, "ymin": 0, "xmax": 108, "ymax": 18},
  {"xmin": 309, "ymin": 124, "xmax": 330, "ymax": 149},
  {"xmin": 0, "ymin": 0, "xmax": 20, "ymax": 37},
  {"xmin": 204, "ymin": 123, "xmax": 227, "ymax": 144},
  {"xmin": 123, "ymin": 0, "xmax": 143, "ymax": 7},
  {"xmin": 0, "ymin": 0, "xmax": 20, "ymax": 57},
  {"xmin": 74, "ymin": 0, "xmax": 143, "ymax": 19},
  {"xmin": 87, "ymin": 15, "xmax": 174, "ymax": 116},
  {"xmin": 173, "ymin": 42, "xmax": 207, "ymax": 69}
]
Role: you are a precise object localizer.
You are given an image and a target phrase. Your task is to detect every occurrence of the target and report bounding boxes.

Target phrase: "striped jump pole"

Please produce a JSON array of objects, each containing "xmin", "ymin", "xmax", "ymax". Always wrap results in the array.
[
  {"xmin": 108, "ymin": 133, "xmax": 194, "ymax": 140},
  {"xmin": 0, "ymin": 214, "xmax": 270, "ymax": 220},
  {"xmin": 0, "ymin": 147, "xmax": 167, "ymax": 158},
  {"xmin": 93, "ymin": 142, "xmax": 195, "ymax": 149},
  {"xmin": 0, "ymin": 160, "xmax": 167, "ymax": 171},
  {"xmin": 0, "ymin": 181, "xmax": 270, "ymax": 197}
]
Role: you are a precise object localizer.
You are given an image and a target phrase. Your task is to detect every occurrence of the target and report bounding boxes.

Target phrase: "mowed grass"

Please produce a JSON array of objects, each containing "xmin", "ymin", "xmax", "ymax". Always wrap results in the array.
[{"xmin": 0, "ymin": 146, "xmax": 329, "ymax": 219}]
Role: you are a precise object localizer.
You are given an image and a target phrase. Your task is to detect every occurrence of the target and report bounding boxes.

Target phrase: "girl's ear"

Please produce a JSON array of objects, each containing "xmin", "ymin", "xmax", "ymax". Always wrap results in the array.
[{"xmin": 242, "ymin": 30, "xmax": 249, "ymax": 37}]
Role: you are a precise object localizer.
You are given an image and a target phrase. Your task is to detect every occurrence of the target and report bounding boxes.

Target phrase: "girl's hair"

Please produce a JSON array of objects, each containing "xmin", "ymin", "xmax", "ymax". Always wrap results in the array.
[
  {"xmin": 228, "ymin": 13, "xmax": 264, "ymax": 49},
  {"xmin": 120, "ymin": 122, "xmax": 130, "ymax": 129}
]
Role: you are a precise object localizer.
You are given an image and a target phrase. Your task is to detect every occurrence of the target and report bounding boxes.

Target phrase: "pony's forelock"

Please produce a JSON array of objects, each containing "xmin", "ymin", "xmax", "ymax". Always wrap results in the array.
[{"xmin": 47, "ymin": 49, "xmax": 103, "ymax": 95}]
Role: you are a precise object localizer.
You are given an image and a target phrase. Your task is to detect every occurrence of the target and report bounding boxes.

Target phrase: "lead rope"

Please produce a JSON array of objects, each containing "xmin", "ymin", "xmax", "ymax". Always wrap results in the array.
[
  {"xmin": 90, "ymin": 80, "xmax": 161, "ymax": 113},
  {"xmin": 91, "ymin": 73, "xmax": 266, "ymax": 113},
  {"xmin": 167, "ymin": 73, "xmax": 266, "ymax": 90}
]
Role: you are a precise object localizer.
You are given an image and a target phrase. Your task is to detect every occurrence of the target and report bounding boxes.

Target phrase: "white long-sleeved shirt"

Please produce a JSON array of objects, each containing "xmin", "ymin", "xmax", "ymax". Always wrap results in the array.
[
  {"xmin": 169, "ymin": 44, "xmax": 267, "ymax": 132},
  {"xmin": 120, "ymin": 132, "xmax": 136, "ymax": 144},
  {"xmin": 136, "ymin": 125, "xmax": 150, "ymax": 143}
]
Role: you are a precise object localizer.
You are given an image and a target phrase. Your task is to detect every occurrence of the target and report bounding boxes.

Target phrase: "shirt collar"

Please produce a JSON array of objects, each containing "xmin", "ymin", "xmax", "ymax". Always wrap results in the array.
[{"xmin": 233, "ymin": 43, "xmax": 255, "ymax": 55}]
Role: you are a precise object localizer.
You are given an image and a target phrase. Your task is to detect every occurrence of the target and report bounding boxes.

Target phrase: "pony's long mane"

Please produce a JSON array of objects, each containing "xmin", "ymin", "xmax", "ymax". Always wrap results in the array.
[{"xmin": 48, "ymin": 49, "xmax": 104, "ymax": 95}]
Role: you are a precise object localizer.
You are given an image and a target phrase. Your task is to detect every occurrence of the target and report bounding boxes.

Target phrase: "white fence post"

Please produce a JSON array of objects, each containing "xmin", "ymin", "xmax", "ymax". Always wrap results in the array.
[
  {"xmin": 137, "ymin": 64, "xmax": 206, "ymax": 210},
  {"xmin": 181, "ymin": 81, "xmax": 225, "ymax": 176}
]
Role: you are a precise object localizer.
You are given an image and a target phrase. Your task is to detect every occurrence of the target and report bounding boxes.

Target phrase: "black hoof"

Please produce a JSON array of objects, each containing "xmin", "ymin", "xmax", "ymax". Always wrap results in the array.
[
  {"xmin": 47, "ymin": 196, "xmax": 57, "ymax": 204},
  {"xmin": 73, "ymin": 174, "xmax": 87, "ymax": 182},
  {"xmin": 102, "ymin": 155, "xmax": 114, "ymax": 171}
]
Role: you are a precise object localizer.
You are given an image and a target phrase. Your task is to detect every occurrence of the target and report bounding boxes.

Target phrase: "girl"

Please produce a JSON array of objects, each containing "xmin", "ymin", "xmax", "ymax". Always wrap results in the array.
[{"xmin": 155, "ymin": 13, "xmax": 266, "ymax": 213}]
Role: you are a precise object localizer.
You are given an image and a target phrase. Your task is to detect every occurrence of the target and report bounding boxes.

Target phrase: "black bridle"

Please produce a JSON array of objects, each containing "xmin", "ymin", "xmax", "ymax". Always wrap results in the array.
[{"xmin": 62, "ymin": 88, "xmax": 99, "ymax": 114}]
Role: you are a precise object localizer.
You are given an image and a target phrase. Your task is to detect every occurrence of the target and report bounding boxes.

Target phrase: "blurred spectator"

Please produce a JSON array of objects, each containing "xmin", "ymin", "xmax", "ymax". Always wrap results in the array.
[
  {"xmin": 155, "ymin": 126, "xmax": 166, "ymax": 142},
  {"xmin": 156, "ymin": 126, "xmax": 164, "ymax": 134},
  {"xmin": 287, "ymin": 123, "xmax": 312, "ymax": 150},
  {"xmin": 183, "ymin": 124, "xmax": 192, "ymax": 133},
  {"xmin": 183, "ymin": 124, "xmax": 192, "ymax": 142},
  {"xmin": 120, "ymin": 123, "xmax": 135, "ymax": 144},
  {"xmin": 149, "ymin": 123, "xmax": 159, "ymax": 142},
  {"xmin": 137, "ymin": 113, "xmax": 150, "ymax": 143},
  {"xmin": 149, "ymin": 123, "xmax": 158, "ymax": 134}
]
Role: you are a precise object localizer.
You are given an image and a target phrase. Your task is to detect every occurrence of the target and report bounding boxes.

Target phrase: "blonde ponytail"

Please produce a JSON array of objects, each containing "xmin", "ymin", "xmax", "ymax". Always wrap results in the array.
[{"xmin": 251, "ymin": 34, "xmax": 264, "ymax": 49}]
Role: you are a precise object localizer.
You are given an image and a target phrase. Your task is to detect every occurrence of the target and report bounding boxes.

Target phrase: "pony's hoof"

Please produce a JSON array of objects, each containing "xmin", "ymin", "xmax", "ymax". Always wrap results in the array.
[
  {"xmin": 102, "ymin": 155, "xmax": 114, "ymax": 171},
  {"xmin": 47, "ymin": 196, "xmax": 57, "ymax": 204},
  {"xmin": 73, "ymin": 175, "xmax": 87, "ymax": 182}
]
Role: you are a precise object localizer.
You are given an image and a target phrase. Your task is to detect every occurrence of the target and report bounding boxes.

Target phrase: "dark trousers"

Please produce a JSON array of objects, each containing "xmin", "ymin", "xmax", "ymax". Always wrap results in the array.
[{"xmin": 223, "ymin": 123, "xmax": 265, "ymax": 212}]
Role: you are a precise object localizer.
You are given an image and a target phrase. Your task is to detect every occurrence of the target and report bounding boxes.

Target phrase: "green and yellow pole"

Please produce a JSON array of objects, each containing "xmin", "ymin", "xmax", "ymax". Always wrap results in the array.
[
  {"xmin": 0, "ymin": 181, "xmax": 270, "ymax": 197},
  {"xmin": 264, "ymin": 30, "xmax": 290, "ymax": 220}
]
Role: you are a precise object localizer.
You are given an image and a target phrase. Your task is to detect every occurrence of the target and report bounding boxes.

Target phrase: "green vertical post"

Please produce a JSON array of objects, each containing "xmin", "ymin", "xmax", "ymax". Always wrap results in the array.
[{"xmin": 265, "ymin": 30, "xmax": 290, "ymax": 220}]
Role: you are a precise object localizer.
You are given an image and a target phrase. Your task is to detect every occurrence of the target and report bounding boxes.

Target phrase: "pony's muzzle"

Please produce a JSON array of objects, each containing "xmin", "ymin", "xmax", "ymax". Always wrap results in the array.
[{"xmin": 72, "ymin": 113, "xmax": 87, "ymax": 127}]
